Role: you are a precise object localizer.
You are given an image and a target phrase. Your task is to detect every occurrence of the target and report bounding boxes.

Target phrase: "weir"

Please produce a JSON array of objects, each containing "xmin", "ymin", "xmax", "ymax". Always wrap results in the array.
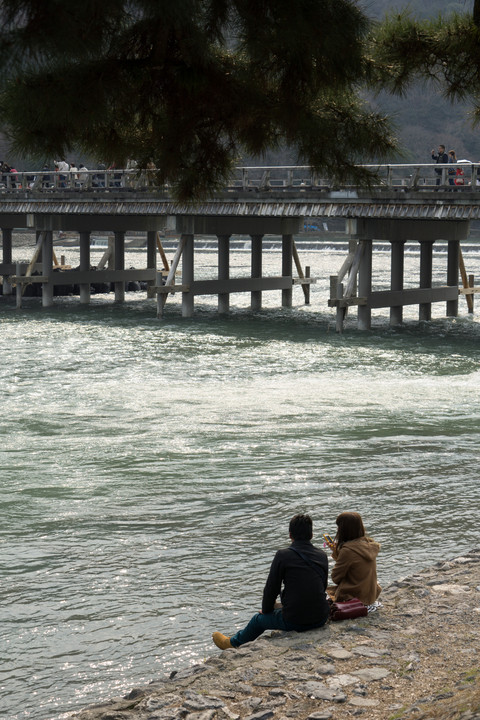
[{"xmin": 1, "ymin": 163, "xmax": 479, "ymax": 330}]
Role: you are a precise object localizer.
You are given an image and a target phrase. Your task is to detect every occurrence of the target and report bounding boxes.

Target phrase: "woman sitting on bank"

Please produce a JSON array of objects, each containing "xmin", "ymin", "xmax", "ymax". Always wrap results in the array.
[{"xmin": 330, "ymin": 511, "xmax": 381, "ymax": 605}]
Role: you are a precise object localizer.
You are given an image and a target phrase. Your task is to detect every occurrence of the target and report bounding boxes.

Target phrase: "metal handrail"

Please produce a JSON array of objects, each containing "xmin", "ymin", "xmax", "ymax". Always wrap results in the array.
[{"xmin": 0, "ymin": 163, "xmax": 479, "ymax": 194}]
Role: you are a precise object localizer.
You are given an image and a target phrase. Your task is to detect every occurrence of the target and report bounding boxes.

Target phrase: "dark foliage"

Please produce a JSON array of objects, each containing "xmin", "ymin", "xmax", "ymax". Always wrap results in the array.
[{"xmin": 0, "ymin": 0, "xmax": 396, "ymax": 199}]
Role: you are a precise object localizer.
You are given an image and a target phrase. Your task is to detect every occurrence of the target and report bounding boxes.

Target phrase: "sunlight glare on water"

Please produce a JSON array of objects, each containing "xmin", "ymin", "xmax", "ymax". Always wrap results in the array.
[{"xmin": 1, "ymin": 243, "xmax": 480, "ymax": 719}]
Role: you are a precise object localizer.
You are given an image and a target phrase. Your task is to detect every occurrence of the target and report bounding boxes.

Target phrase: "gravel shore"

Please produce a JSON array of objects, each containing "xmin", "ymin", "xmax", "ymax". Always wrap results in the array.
[{"xmin": 71, "ymin": 549, "xmax": 480, "ymax": 720}]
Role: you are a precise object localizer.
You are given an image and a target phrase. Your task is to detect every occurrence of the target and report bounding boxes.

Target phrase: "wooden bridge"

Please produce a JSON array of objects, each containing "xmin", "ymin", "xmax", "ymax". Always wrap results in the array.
[{"xmin": 1, "ymin": 163, "xmax": 478, "ymax": 330}]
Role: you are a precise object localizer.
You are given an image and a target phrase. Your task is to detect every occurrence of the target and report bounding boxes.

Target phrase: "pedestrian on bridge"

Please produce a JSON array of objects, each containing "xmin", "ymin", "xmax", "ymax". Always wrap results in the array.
[{"xmin": 431, "ymin": 144, "xmax": 448, "ymax": 185}]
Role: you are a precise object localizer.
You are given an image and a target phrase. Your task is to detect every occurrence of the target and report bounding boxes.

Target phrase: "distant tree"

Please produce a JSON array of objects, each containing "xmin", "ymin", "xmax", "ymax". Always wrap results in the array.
[
  {"xmin": 0, "ymin": 0, "xmax": 396, "ymax": 199},
  {"xmin": 369, "ymin": 0, "xmax": 480, "ymax": 125}
]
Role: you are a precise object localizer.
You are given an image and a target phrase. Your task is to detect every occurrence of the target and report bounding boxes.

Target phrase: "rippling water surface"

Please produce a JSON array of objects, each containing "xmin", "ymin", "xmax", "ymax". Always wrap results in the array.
[{"xmin": 2, "ymin": 242, "xmax": 480, "ymax": 719}]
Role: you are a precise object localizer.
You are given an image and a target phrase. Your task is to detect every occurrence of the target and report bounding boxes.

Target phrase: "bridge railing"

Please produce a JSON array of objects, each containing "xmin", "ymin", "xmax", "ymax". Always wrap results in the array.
[
  {"xmin": 230, "ymin": 163, "xmax": 480, "ymax": 191},
  {"xmin": 1, "ymin": 163, "xmax": 479, "ymax": 194}
]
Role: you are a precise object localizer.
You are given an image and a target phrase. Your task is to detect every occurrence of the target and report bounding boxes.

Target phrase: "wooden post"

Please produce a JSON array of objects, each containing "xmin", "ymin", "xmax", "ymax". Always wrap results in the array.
[
  {"xmin": 469, "ymin": 274, "xmax": 475, "ymax": 314},
  {"xmin": 459, "ymin": 246, "xmax": 474, "ymax": 313},
  {"xmin": 97, "ymin": 238, "xmax": 113, "ymax": 270},
  {"xmin": 157, "ymin": 234, "xmax": 187, "ymax": 316},
  {"xmin": 79, "ymin": 231, "xmax": 91, "ymax": 304},
  {"xmin": 332, "ymin": 277, "xmax": 345, "ymax": 333},
  {"xmin": 156, "ymin": 232, "xmax": 170, "ymax": 271},
  {"xmin": 218, "ymin": 234, "xmax": 230, "ymax": 314},
  {"xmin": 23, "ymin": 231, "xmax": 45, "ymax": 293},
  {"xmin": 292, "ymin": 240, "xmax": 309, "ymax": 303},
  {"xmin": 305, "ymin": 266, "xmax": 311, "ymax": 305},
  {"xmin": 251, "ymin": 234, "xmax": 263, "ymax": 311},
  {"xmin": 156, "ymin": 270, "xmax": 164, "ymax": 318}
]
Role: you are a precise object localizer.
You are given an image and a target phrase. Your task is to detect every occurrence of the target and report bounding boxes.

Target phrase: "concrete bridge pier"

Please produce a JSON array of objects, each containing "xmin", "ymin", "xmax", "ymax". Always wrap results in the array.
[
  {"xmin": 114, "ymin": 231, "xmax": 125, "ymax": 303},
  {"xmin": 447, "ymin": 239, "xmax": 460, "ymax": 317},
  {"xmin": 2, "ymin": 228, "xmax": 12, "ymax": 295},
  {"xmin": 182, "ymin": 233, "xmax": 195, "ymax": 318},
  {"xmin": 390, "ymin": 238, "xmax": 406, "ymax": 326},
  {"xmin": 218, "ymin": 234, "xmax": 230, "ymax": 314},
  {"xmin": 282, "ymin": 234, "xmax": 293, "ymax": 308},
  {"xmin": 251, "ymin": 234, "xmax": 263, "ymax": 311},
  {"xmin": 419, "ymin": 239, "xmax": 434, "ymax": 321},
  {"xmin": 147, "ymin": 231, "xmax": 157, "ymax": 290},
  {"xmin": 358, "ymin": 239, "xmax": 372, "ymax": 330},
  {"xmin": 79, "ymin": 231, "xmax": 91, "ymax": 304},
  {"xmin": 42, "ymin": 230, "xmax": 54, "ymax": 307}
]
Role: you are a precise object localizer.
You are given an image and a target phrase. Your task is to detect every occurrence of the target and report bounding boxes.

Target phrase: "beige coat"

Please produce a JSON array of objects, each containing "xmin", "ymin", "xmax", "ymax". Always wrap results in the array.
[{"xmin": 331, "ymin": 536, "xmax": 381, "ymax": 605}]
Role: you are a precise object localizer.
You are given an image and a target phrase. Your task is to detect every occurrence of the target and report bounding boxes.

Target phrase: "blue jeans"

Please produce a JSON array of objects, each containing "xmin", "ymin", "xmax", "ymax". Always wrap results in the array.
[{"xmin": 229, "ymin": 609, "xmax": 325, "ymax": 647}]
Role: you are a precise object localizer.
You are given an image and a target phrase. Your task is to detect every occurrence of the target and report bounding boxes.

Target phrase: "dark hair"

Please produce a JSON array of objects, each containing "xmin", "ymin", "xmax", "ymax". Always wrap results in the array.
[
  {"xmin": 289, "ymin": 513, "xmax": 313, "ymax": 541},
  {"xmin": 335, "ymin": 511, "xmax": 366, "ymax": 547}
]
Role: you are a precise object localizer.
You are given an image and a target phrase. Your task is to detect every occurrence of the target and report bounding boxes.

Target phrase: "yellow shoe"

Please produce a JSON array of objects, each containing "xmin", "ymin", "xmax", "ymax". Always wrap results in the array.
[{"xmin": 212, "ymin": 632, "xmax": 233, "ymax": 650}]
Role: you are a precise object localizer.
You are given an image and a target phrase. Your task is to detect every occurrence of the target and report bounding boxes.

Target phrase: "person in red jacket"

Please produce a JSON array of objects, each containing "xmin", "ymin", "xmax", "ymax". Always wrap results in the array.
[{"xmin": 330, "ymin": 511, "xmax": 381, "ymax": 606}]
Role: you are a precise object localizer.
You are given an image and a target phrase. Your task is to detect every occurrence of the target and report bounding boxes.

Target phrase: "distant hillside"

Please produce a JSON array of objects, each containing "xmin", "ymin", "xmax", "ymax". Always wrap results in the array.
[
  {"xmin": 364, "ymin": 0, "xmax": 480, "ymax": 163},
  {"xmin": 363, "ymin": 0, "xmax": 474, "ymax": 22}
]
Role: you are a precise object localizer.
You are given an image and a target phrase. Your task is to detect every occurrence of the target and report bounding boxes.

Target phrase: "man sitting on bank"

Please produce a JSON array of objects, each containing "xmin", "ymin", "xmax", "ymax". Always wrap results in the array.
[{"xmin": 212, "ymin": 513, "xmax": 330, "ymax": 650}]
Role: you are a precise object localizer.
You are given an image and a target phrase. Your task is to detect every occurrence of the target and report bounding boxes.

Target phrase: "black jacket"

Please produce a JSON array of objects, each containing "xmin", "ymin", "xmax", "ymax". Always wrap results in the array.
[
  {"xmin": 432, "ymin": 150, "xmax": 448, "ymax": 174},
  {"xmin": 262, "ymin": 540, "xmax": 330, "ymax": 626}
]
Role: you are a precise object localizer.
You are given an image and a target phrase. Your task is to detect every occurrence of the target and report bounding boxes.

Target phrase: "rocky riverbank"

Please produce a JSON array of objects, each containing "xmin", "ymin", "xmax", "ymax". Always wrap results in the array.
[{"xmin": 71, "ymin": 549, "xmax": 480, "ymax": 720}]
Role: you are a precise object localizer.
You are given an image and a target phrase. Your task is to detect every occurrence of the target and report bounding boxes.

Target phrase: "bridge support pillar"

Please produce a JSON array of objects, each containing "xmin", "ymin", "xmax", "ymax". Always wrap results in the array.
[
  {"xmin": 251, "ymin": 235, "xmax": 263, "ymax": 311},
  {"xmin": 2, "ymin": 227, "xmax": 12, "ymax": 295},
  {"xmin": 358, "ymin": 239, "xmax": 372, "ymax": 330},
  {"xmin": 114, "ymin": 231, "xmax": 125, "ymax": 303},
  {"xmin": 79, "ymin": 231, "xmax": 91, "ymax": 304},
  {"xmin": 218, "ymin": 234, "xmax": 230, "ymax": 314},
  {"xmin": 447, "ymin": 239, "xmax": 459, "ymax": 317},
  {"xmin": 282, "ymin": 234, "xmax": 293, "ymax": 308},
  {"xmin": 147, "ymin": 231, "xmax": 157, "ymax": 291},
  {"xmin": 419, "ymin": 240, "xmax": 434, "ymax": 321},
  {"xmin": 390, "ymin": 239, "xmax": 406, "ymax": 326},
  {"xmin": 182, "ymin": 233, "xmax": 194, "ymax": 317},
  {"xmin": 42, "ymin": 230, "xmax": 54, "ymax": 307}
]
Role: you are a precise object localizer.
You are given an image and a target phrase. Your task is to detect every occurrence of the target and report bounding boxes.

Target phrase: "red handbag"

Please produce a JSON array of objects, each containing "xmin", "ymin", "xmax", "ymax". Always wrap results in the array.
[{"xmin": 330, "ymin": 598, "xmax": 368, "ymax": 621}]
